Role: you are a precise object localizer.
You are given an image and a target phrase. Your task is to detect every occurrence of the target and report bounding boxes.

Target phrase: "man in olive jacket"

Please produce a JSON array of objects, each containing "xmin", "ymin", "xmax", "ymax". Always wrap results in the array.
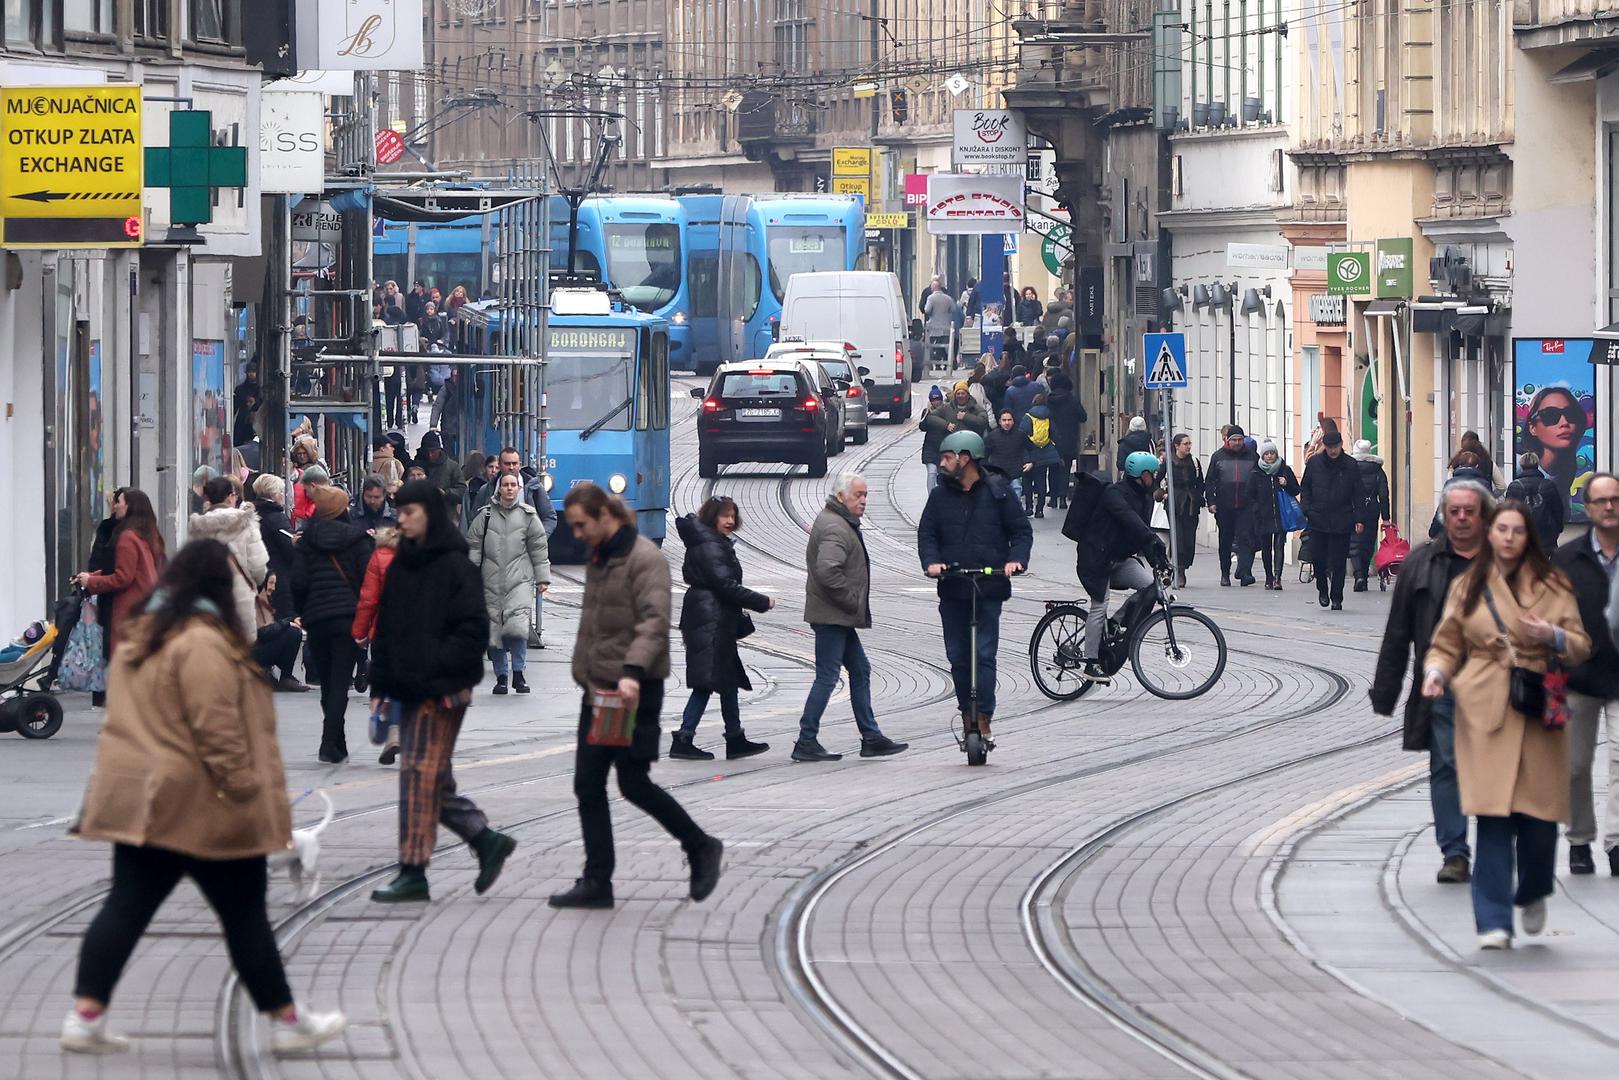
[{"xmin": 794, "ymin": 475, "xmax": 909, "ymax": 762}]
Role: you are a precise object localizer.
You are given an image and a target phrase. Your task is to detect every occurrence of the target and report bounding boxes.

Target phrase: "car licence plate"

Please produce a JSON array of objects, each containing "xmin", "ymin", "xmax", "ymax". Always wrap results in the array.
[{"xmin": 739, "ymin": 408, "xmax": 780, "ymax": 419}]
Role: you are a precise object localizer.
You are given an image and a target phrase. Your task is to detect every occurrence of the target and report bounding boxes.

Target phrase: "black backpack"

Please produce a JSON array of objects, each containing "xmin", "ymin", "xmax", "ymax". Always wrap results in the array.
[{"xmin": 1061, "ymin": 472, "xmax": 1108, "ymax": 542}]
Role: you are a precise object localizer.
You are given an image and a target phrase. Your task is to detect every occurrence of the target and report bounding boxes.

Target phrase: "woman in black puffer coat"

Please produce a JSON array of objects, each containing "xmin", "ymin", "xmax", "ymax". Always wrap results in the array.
[
  {"xmin": 290, "ymin": 485, "xmax": 374, "ymax": 762},
  {"xmin": 670, "ymin": 498, "xmax": 773, "ymax": 762}
]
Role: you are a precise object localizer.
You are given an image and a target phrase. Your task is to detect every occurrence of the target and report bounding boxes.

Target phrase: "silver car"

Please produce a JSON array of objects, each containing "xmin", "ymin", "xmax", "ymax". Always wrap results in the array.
[{"xmin": 765, "ymin": 341, "xmax": 870, "ymax": 445}]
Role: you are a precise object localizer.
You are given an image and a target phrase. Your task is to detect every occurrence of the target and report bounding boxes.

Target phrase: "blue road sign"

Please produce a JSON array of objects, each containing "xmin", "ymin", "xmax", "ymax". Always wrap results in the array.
[{"xmin": 1143, "ymin": 332, "xmax": 1188, "ymax": 389}]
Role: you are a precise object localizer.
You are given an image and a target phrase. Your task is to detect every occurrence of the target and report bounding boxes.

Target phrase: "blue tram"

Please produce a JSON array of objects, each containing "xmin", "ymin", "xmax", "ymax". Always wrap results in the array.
[{"xmin": 454, "ymin": 291, "xmax": 670, "ymax": 560}]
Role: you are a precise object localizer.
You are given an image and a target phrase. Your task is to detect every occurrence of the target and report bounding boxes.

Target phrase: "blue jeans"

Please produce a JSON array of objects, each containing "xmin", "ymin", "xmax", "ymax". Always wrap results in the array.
[
  {"xmin": 925, "ymin": 463, "xmax": 939, "ymax": 492},
  {"xmin": 1429, "ymin": 692, "xmax": 1471, "ymax": 859},
  {"xmin": 798, "ymin": 625, "xmax": 882, "ymax": 743},
  {"xmin": 488, "ymin": 636, "xmax": 528, "ymax": 677},
  {"xmin": 681, "ymin": 689, "xmax": 741, "ymax": 737},
  {"xmin": 1472, "ymin": 813, "xmax": 1558, "ymax": 934},
  {"xmin": 940, "ymin": 596, "xmax": 1001, "ymax": 718}
]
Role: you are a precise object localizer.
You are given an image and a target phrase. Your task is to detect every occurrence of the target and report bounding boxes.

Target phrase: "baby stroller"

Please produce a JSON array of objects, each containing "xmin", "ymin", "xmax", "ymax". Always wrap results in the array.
[
  {"xmin": 0, "ymin": 620, "xmax": 64, "ymax": 739},
  {"xmin": 1374, "ymin": 523, "xmax": 1410, "ymax": 591}
]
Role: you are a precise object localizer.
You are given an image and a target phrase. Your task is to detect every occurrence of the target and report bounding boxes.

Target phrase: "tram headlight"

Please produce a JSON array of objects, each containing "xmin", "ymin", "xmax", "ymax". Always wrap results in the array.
[
  {"xmin": 672, "ymin": 311, "xmax": 687, "ymax": 325},
  {"xmin": 541, "ymin": 473, "xmax": 554, "ymax": 492},
  {"xmin": 608, "ymin": 473, "xmax": 629, "ymax": 494}
]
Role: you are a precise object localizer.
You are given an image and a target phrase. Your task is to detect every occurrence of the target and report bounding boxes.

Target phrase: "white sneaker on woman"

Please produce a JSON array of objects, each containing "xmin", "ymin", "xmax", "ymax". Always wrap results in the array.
[
  {"xmin": 60, "ymin": 1009, "xmax": 129, "ymax": 1054},
  {"xmin": 1521, "ymin": 898, "xmax": 1548, "ymax": 936},
  {"xmin": 1478, "ymin": 928, "xmax": 1513, "ymax": 950},
  {"xmin": 270, "ymin": 1006, "xmax": 348, "ymax": 1055}
]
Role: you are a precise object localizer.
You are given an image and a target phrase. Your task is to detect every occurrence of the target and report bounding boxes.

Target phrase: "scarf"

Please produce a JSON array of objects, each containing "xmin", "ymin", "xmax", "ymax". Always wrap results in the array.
[{"xmin": 1258, "ymin": 456, "xmax": 1282, "ymax": 476}]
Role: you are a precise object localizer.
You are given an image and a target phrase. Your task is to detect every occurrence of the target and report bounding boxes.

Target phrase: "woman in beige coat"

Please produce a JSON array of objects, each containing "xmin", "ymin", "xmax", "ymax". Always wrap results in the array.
[
  {"xmin": 62, "ymin": 540, "xmax": 346, "ymax": 1058},
  {"xmin": 1423, "ymin": 501, "xmax": 1590, "ymax": 950}
]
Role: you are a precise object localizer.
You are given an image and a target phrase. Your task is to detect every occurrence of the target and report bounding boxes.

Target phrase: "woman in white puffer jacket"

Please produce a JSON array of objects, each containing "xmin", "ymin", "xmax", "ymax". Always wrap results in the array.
[{"xmin": 187, "ymin": 475, "xmax": 270, "ymax": 640}]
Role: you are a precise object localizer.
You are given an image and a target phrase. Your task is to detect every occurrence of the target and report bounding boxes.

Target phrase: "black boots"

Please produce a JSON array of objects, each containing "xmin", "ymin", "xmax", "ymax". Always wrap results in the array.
[
  {"xmin": 725, "ymin": 733, "xmax": 769, "ymax": 760},
  {"xmin": 511, "ymin": 672, "xmax": 530, "ymax": 694},
  {"xmin": 669, "ymin": 732, "xmax": 714, "ymax": 760},
  {"xmin": 688, "ymin": 837, "xmax": 723, "ymax": 902},
  {"xmin": 372, "ymin": 865, "xmax": 430, "ymax": 903},
  {"xmin": 548, "ymin": 877, "xmax": 615, "ymax": 909},
  {"xmin": 472, "ymin": 829, "xmax": 517, "ymax": 895},
  {"xmin": 492, "ymin": 674, "xmax": 508, "ymax": 696}
]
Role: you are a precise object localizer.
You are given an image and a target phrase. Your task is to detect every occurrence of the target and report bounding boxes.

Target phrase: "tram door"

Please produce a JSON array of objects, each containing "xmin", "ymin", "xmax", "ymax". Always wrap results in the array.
[{"xmin": 716, "ymin": 196, "xmax": 763, "ymax": 364}]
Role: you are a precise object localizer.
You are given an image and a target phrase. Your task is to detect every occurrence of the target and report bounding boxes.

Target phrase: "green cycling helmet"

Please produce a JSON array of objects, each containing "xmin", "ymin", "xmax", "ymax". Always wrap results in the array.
[
  {"xmin": 939, "ymin": 430, "xmax": 986, "ymax": 459},
  {"xmin": 1124, "ymin": 450, "xmax": 1160, "ymax": 479}
]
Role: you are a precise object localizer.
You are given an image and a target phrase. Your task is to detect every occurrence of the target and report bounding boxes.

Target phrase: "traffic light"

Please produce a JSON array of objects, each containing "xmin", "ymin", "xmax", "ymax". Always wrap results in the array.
[{"xmin": 890, "ymin": 88, "xmax": 908, "ymax": 125}]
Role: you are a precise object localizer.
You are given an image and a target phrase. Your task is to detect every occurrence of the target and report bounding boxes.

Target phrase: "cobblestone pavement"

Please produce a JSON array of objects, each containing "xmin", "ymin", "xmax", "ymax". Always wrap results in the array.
[{"xmin": 5, "ymin": 379, "xmax": 1616, "ymax": 1079}]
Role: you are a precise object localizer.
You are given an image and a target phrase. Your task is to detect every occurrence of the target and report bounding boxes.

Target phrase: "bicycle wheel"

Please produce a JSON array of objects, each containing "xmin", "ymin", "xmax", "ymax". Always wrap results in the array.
[
  {"xmin": 1129, "ymin": 606, "xmax": 1227, "ymax": 700},
  {"xmin": 1029, "ymin": 604, "xmax": 1095, "ymax": 701}
]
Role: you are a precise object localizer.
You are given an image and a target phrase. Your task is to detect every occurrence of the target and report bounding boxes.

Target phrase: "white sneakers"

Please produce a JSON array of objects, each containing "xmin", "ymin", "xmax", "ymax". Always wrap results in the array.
[
  {"xmin": 62, "ymin": 1003, "xmax": 347, "ymax": 1057},
  {"xmin": 1521, "ymin": 898, "xmax": 1548, "ymax": 937},
  {"xmin": 1477, "ymin": 928, "xmax": 1513, "ymax": 950},
  {"xmin": 270, "ymin": 1006, "xmax": 348, "ymax": 1055},
  {"xmin": 60, "ymin": 1010, "xmax": 128, "ymax": 1055}
]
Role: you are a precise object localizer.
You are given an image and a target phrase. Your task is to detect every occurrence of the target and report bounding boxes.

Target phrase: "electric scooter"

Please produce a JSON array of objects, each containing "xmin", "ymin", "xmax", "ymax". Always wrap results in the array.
[{"xmin": 939, "ymin": 565, "xmax": 1013, "ymax": 766}]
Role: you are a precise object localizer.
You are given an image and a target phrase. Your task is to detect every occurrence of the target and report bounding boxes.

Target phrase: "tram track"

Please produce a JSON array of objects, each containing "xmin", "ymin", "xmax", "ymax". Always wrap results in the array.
[{"xmin": 772, "ymin": 654, "xmax": 1388, "ymax": 1080}]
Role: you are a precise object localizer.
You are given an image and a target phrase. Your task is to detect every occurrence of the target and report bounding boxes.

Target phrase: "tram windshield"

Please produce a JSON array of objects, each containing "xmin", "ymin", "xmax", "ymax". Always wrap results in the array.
[
  {"xmin": 603, "ymin": 223, "xmax": 682, "ymax": 312},
  {"xmin": 767, "ymin": 226, "xmax": 845, "ymax": 300},
  {"xmin": 549, "ymin": 332, "xmax": 634, "ymax": 432}
]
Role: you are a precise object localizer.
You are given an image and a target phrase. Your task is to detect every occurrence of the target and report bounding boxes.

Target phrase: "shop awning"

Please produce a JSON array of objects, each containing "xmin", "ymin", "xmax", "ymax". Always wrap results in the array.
[
  {"xmin": 1593, "ymin": 320, "xmax": 1619, "ymax": 341},
  {"xmin": 1452, "ymin": 308, "xmax": 1489, "ymax": 338},
  {"xmin": 1410, "ymin": 299, "xmax": 1459, "ymax": 334},
  {"xmin": 1550, "ymin": 51, "xmax": 1619, "ymax": 84},
  {"xmin": 1364, "ymin": 300, "xmax": 1404, "ymax": 316}
]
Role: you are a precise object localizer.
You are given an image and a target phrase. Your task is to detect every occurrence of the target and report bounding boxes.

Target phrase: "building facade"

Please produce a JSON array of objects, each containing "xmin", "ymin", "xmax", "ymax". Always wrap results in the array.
[{"xmin": 0, "ymin": 3, "xmax": 267, "ymax": 635}]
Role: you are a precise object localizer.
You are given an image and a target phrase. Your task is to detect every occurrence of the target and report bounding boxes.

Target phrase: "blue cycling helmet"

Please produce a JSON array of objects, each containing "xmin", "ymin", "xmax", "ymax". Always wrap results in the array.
[{"xmin": 1124, "ymin": 451, "xmax": 1160, "ymax": 479}]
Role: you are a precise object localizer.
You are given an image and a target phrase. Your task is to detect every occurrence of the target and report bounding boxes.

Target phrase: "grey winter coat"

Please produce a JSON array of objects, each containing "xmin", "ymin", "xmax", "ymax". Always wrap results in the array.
[
  {"xmin": 468, "ymin": 498, "xmax": 551, "ymax": 647},
  {"xmin": 804, "ymin": 497, "xmax": 871, "ymax": 628}
]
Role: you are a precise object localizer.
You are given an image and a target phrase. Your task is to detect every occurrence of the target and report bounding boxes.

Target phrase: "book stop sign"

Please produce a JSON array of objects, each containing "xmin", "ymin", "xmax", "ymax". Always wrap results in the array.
[{"xmin": 375, "ymin": 129, "xmax": 405, "ymax": 166}]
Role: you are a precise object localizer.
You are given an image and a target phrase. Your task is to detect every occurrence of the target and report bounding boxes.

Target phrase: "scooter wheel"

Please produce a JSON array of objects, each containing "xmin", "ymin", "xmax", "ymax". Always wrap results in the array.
[{"xmin": 965, "ymin": 732, "xmax": 987, "ymax": 766}]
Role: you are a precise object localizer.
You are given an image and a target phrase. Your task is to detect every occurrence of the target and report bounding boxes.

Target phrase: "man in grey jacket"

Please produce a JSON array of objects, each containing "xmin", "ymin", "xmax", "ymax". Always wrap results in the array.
[
  {"xmin": 472, "ymin": 446, "xmax": 559, "ymax": 533},
  {"xmin": 793, "ymin": 475, "xmax": 909, "ymax": 762}
]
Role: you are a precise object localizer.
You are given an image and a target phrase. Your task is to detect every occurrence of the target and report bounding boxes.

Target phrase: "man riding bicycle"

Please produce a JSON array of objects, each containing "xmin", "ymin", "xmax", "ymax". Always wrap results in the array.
[
  {"xmin": 1073, "ymin": 451, "xmax": 1169, "ymax": 683},
  {"xmin": 919, "ymin": 430, "xmax": 1034, "ymax": 746}
]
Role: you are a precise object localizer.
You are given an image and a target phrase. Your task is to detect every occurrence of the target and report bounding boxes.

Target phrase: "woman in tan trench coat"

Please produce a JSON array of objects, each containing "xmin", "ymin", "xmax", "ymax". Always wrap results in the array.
[
  {"xmin": 1423, "ymin": 501, "xmax": 1590, "ymax": 950},
  {"xmin": 62, "ymin": 540, "xmax": 347, "ymax": 1058}
]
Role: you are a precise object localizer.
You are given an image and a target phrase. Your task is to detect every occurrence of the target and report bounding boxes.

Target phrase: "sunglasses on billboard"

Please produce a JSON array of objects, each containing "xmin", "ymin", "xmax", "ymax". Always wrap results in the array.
[{"xmin": 1529, "ymin": 405, "xmax": 1584, "ymax": 428}]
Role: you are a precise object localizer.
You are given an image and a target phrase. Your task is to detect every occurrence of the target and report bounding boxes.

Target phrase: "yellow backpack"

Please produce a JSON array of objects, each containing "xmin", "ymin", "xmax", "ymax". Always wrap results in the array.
[{"xmin": 1029, "ymin": 414, "xmax": 1052, "ymax": 449}]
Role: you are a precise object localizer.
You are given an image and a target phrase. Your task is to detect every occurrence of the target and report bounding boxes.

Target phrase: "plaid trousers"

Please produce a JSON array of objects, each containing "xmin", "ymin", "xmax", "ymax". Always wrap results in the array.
[{"xmin": 398, "ymin": 700, "xmax": 488, "ymax": 866}]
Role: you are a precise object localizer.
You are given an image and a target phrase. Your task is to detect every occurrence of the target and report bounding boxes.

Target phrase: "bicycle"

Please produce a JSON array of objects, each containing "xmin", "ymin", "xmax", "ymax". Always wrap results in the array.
[
  {"xmin": 936, "ymin": 565, "xmax": 1013, "ymax": 766},
  {"xmin": 1027, "ymin": 559, "xmax": 1228, "ymax": 701}
]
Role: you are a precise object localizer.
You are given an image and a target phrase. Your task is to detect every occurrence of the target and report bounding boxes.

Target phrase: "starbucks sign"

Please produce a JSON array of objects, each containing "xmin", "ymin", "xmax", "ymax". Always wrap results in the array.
[
  {"xmin": 1374, "ymin": 237, "xmax": 1415, "ymax": 298},
  {"xmin": 1041, "ymin": 224, "xmax": 1072, "ymax": 276}
]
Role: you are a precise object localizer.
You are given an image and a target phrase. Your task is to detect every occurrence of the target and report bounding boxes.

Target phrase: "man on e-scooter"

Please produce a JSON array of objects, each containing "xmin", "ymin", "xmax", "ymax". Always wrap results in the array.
[{"xmin": 919, "ymin": 430, "xmax": 1034, "ymax": 747}]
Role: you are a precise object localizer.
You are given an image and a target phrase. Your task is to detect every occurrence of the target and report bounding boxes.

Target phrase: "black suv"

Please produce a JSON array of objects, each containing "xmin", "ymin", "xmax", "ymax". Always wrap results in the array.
[{"xmin": 692, "ymin": 360, "xmax": 847, "ymax": 478}]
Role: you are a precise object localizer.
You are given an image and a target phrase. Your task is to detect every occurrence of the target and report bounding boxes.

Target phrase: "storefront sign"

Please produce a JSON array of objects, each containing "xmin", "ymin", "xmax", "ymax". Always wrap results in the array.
[
  {"xmin": 0, "ymin": 85, "xmax": 143, "ymax": 248},
  {"xmin": 833, "ymin": 147, "xmax": 871, "ymax": 175},
  {"xmin": 866, "ymin": 212, "xmax": 909, "ymax": 229},
  {"xmin": 903, "ymin": 173, "xmax": 929, "ymax": 206},
  {"xmin": 1040, "ymin": 225, "xmax": 1072, "ymax": 276},
  {"xmin": 1226, "ymin": 242, "xmax": 1288, "ymax": 271},
  {"xmin": 1292, "ymin": 246, "xmax": 1330, "ymax": 272},
  {"xmin": 295, "ymin": 0, "xmax": 424, "ymax": 72},
  {"xmin": 831, "ymin": 176, "xmax": 869, "ymax": 199},
  {"xmin": 1374, "ymin": 237, "xmax": 1415, "ymax": 298},
  {"xmin": 259, "ymin": 93, "xmax": 325, "ymax": 194},
  {"xmin": 925, "ymin": 173, "xmax": 1025, "ymax": 235},
  {"xmin": 952, "ymin": 109, "xmax": 1027, "ymax": 168},
  {"xmin": 1513, "ymin": 338, "xmax": 1599, "ymax": 523},
  {"xmin": 1326, "ymin": 252, "xmax": 1370, "ymax": 296},
  {"xmin": 1308, "ymin": 293, "xmax": 1346, "ymax": 325}
]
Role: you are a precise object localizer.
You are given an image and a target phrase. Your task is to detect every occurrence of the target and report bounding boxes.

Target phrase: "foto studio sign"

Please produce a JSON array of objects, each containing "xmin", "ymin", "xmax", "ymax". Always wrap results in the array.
[{"xmin": 924, "ymin": 173, "xmax": 1026, "ymax": 235}]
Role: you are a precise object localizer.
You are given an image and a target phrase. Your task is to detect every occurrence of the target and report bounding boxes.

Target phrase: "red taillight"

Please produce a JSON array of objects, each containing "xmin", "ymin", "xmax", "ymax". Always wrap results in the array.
[
  {"xmin": 895, "ymin": 342, "xmax": 904, "ymax": 378},
  {"xmin": 702, "ymin": 398, "xmax": 721, "ymax": 411},
  {"xmin": 847, "ymin": 386, "xmax": 862, "ymax": 398},
  {"xmin": 801, "ymin": 397, "xmax": 820, "ymax": 411}
]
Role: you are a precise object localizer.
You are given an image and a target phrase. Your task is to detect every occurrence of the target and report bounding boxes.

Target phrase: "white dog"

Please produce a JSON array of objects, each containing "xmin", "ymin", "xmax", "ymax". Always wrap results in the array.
[{"xmin": 270, "ymin": 790, "xmax": 335, "ymax": 903}]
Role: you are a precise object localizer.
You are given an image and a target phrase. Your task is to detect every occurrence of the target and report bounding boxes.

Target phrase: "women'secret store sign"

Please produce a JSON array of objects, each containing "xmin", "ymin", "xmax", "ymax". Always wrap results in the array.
[{"xmin": 924, "ymin": 174, "xmax": 1026, "ymax": 235}]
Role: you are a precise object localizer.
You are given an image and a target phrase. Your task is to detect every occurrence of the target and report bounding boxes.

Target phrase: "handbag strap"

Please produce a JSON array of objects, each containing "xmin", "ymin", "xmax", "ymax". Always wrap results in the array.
[{"xmin": 1480, "ymin": 586, "xmax": 1521, "ymax": 667}]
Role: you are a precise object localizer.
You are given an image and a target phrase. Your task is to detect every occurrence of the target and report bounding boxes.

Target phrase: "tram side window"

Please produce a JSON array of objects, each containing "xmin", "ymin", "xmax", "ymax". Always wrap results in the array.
[
  {"xmin": 689, "ymin": 256, "xmax": 719, "ymax": 318},
  {"xmin": 727, "ymin": 254, "xmax": 762, "ymax": 323},
  {"xmin": 653, "ymin": 334, "xmax": 669, "ymax": 428},
  {"xmin": 635, "ymin": 328, "xmax": 653, "ymax": 431}
]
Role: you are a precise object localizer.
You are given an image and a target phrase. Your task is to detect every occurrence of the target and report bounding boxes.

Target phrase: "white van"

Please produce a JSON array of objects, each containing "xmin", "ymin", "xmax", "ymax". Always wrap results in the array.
[{"xmin": 779, "ymin": 271, "xmax": 912, "ymax": 421}]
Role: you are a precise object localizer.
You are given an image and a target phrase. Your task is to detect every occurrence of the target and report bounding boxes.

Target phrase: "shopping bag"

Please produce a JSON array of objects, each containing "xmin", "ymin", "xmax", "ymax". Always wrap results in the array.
[
  {"xmin": 586, "ymin": 689, "xmax": 635, "ymax": 747},
  {"xmin": 1276, "ymin": 490, "xmax": 1306, "ymax": 533},
  {"xmin": 57, "ymin": 599, "xmax": 106, "ymax": 693},
  {"xmin": 1375, "ymin": 523, "xmax": 1410, "ymax": 575},
  {"xmin": 1149, "ymin": 500, "xmax": 1171, "ymax": 532}
]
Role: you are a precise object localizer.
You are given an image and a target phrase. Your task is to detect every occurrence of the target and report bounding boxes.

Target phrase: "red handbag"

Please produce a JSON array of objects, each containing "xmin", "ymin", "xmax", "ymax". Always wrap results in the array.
[{"xmin": 1375, "ymin": 523, "xmax": 1410, "ymax": 575}]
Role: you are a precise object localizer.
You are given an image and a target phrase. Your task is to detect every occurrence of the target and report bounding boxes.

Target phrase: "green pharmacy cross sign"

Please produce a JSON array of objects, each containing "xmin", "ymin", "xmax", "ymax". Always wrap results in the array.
[{"xmin": 144, "ymin": 111, "xmax": 247, "ymax": 226}]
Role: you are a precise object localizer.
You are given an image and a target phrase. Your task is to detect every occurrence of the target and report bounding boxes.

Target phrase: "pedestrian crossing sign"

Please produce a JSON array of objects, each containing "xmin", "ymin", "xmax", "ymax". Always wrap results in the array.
[{"xmin": 1143, "ymin": 332, "xmax": 1188, "ymax": 389}]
